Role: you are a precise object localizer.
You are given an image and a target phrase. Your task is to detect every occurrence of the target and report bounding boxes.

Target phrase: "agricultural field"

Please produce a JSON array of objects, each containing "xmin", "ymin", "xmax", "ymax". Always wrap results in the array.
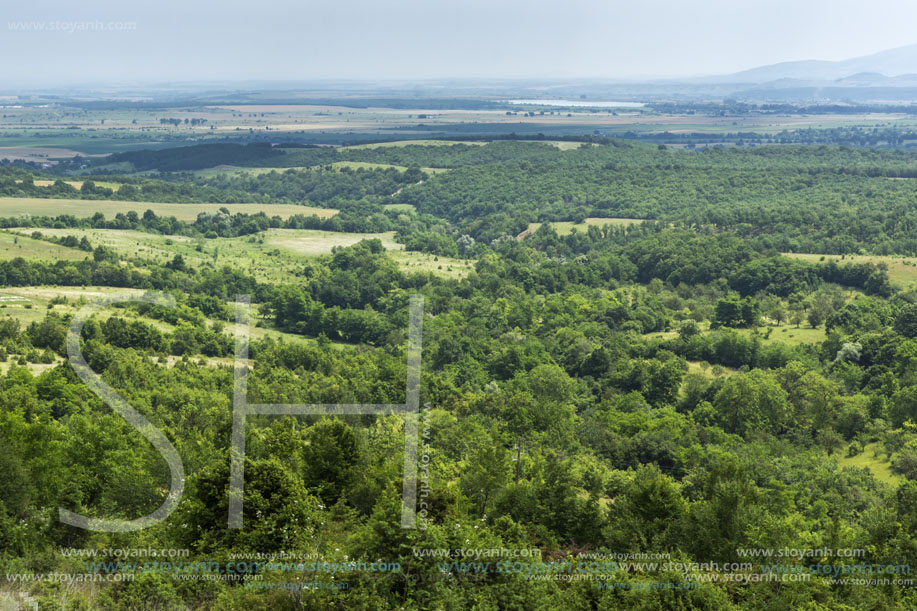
[
  {"xmin": 28, "ymin": 179, "xmax": 122, "ymax": 190},
  {"xmin": 4, "ymin": 100, "xmax": 917, "ymax": 160},
  {"xmin": 0, "ymin": 198, "xmax": 337, "ymax": 220},
  {"xmin": 0, "ymin": 145, "xmax": 95, "ymax": 161}
]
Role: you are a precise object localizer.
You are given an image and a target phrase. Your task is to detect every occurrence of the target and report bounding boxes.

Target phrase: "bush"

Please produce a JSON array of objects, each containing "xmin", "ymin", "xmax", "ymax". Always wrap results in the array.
[
  {"xmin": 892, "ymin": 444, "xmax": 917, "ymax": 480},
  {"xmin": 847, "ymin": 441, "xmax": 864, "ymax": 457}
]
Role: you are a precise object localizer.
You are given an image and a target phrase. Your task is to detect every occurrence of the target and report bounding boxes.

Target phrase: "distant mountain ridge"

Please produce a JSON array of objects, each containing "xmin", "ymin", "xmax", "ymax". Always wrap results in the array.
[{"xmin": 725, "ymin": 44, "xmax": 917, "ymax": 83}]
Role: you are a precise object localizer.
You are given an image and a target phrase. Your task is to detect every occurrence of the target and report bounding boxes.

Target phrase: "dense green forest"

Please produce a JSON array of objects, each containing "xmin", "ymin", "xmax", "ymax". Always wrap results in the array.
[
  {"xmin": 3, "ymin": 139, "xmax": 917, "ymax": 609},
  {"xmin": 10, "ymin": 140, "xmax": 917, "ymax": 254}
]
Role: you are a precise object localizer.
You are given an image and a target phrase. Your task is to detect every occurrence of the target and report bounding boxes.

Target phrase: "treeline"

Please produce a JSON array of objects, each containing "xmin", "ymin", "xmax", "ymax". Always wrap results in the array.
[
  {"xmin": 0, "ymin": 255, "xmax": 257, "ymax": 300},
  {"xmin": 0, "ymin": 202, "xmax": 435, "ymax": 239},
  {"xmin": 240, "ymin": 140, "xmax": 570, "ymax": 171},
  {"xmin": 3, "ymin": 163, "xmax": 429, "ymax": 209},
  {"xmin": 520, "ymin": 225, "xmax": 893, "ymax": 297},
  {"xmin": 75, "ymin": 140, "xmax": 575, "ymax": 173},
  {"xmin": 648, "ymin": 101, "xmax": 917, "ymax": 116},
  {"xmin": 159, "ymin": 117, "xmax": 208, "ymax": 126},
  {"xmin": 0, "ymin": 170, "xmax": 265, "ymax": 205},
  {"xmin": 107, "ymin": 142, "xmax": 281, "ymax": 171},
  {"xmin": 4, "ymin": 308, "xmax": 234, "ymax": 367},
  {"xmin": 619, "ymin": 126, "xmax": 917, "ymax": 149},
  {"xmin": 192, "ymin": 165, "xmax": 426, "ymax": 202}
]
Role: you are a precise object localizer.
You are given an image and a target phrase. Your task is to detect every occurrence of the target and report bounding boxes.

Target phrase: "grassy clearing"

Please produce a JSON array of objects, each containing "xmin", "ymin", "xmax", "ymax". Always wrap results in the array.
[
  {"xmin": 11, "ymin": 228, "xmax": 316, "ymax": 283},
  {"xmin": 837, "ymin": 442, "xmax": 902, "ymax": 485},
  {"xmin": 644, "ymin": 330, "xmax": 679, "ymax": 341},
  {"xmin": 520, "ymin": 217, "xmax": 644, "ymax": 238},
  {"xmin": 265, "ymin": 229, "xmax": 402, "ymax": 257},
  {"xmin": 265, "ymin": 229, "xmax": 472, "ymax": 278},
  {"xmin": 0, "ymin": 284, "xmax": 354, "ymax": 368},
  {"xmin": 537, "ymin": 141, "xmax": 592, "ymax": 150},
  {"xmin": 0, "ymin": 286, "xmax": 144, "ymax": 325},
  {"xmin": 390, "ymin": 250, "xmax": 473, "ymax": 279},
  {"xmin": 0, "ymin": 286, "xmax": 141, "ymax": 328},
  {"xmin": 0, "ymin": 230, "xmax": 88, "ymax": 261},
  {"xmin": 14, "ymin": 226, "xmax": 470, "ymax": 281},
  {"xmin": 383, "ymin": 203, "xmax": 417, "ymax": 213},
  {"xmin": 783, "ymin": 252, "xmax": 917, "ymax": 287},
  {"xmin": 332, "ymin": 161, "xmax": 406, "ymax": 171},
  {"xmin": 190, "ymin": 165, "xmax": 283, "ymax": 178},
  {"xmin": 0, "ymin": 360, "xmax": 66, "ymax": 375},
  {"xmin": 741, "ymin": 324, "xmax": 827, "ymax": 347},
  {"xmin": 13, "ymin": 228, "xmax": 198, "ymax": 262},
  {"xmin": 646, "ymin": 322, "xmax": 826, "ymax": 347},
  {"xmin": 1, "ymin": 286, "xmax": 137, "ymax": 302},
  {"xmin": 686, "ymin": 360, "xmax": 736, "ymax": 378},
  {"xmin": 0, "ymin": 198, "xmax": 337, "ymax": 221},
  {"xmin": 0, "ymin": 301, "xmax": 51, "ymax": 326},
  {"xmin": 330, "ymin": 161, "xmax": 446, "ymax": 174},
  {"xmin": 0, "ymin": 284, "xmax": 346, "ymax": 344}
]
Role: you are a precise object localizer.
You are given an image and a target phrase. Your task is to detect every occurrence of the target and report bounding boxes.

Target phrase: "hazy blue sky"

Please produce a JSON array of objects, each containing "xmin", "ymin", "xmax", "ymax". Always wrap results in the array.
[{"xmin": 4, "ymin": 0, "xmax": 917, "ymax": 85}]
